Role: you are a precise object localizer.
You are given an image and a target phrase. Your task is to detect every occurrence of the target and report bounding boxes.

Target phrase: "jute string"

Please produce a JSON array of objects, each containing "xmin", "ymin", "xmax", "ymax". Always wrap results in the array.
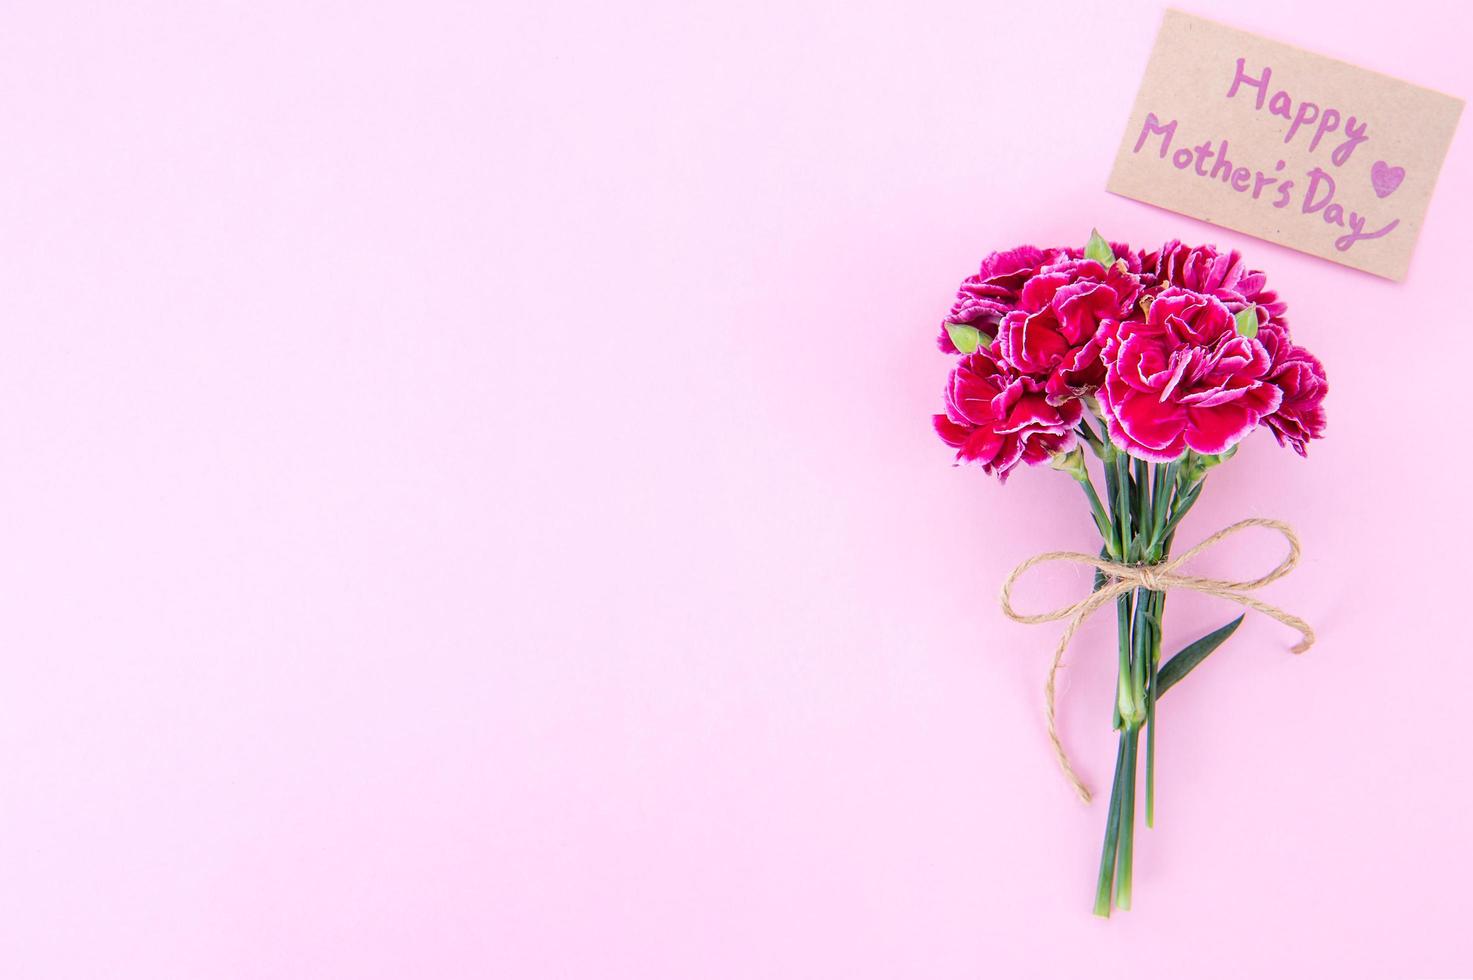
[{"xmin": 999, "ymin": 518, "xmax": 1314, "ymax": 803}]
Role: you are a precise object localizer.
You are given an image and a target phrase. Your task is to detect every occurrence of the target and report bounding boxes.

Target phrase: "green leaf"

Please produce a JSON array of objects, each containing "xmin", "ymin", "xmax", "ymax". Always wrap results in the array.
[
  {"xmin": 945, "ymin": 322, "xmax": 984, "ymax": 354},
  {"xmin": 1156, "ymin": 615, "xmax": 1245, "ymax": 698},
  {"xmin": 1085, "ymin": 229, "xmax": 1115, "ymax": 266},
  {"xmin": 1234, "ymin": 307, "xmax": 1259, "ymax": 338}
]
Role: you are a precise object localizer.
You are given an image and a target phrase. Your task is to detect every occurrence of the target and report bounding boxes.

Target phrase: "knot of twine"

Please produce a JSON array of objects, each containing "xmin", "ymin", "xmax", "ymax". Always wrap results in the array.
[{"xmin": 999, "ymin": 518, "xmax": 1314, "ymax": 804}]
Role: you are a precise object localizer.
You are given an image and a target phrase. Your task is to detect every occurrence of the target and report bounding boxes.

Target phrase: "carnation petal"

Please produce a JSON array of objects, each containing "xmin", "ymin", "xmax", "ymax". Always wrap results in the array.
[
  {"xmin": 1116, "ymin": 391, "xmax": 1188, "ymax": 451},
  {"xmin": 1183, "ymin": 402, "xmax": 1258, "ymax": 455},
  {"xmin": 1018, "ymin": 272, "xmax": 1070, "ymax": 313},
  {"xmin": 959, "ymin": 426, "xmax": 1006, "ymax": 466},
  {"xmin": 933, "ymin": 413, "xmax": 970, "ymax": 449}
]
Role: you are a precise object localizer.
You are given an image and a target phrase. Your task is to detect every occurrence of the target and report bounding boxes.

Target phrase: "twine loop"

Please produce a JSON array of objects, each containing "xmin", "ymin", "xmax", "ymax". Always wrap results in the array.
[{"xmin": 999, "ymin": 518, "xmax": 1314, "ymax": 803}]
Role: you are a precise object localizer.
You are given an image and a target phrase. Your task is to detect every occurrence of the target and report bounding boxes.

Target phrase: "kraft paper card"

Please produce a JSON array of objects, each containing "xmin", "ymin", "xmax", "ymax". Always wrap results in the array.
[{"xmin": 1108, "ymin": 10, "xmax": 1464, "ymax": 280}]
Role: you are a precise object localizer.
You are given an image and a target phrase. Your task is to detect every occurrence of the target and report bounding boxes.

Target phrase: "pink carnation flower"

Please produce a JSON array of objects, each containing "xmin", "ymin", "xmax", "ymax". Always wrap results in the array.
[
  {"xmin": 937, "ymin": 247, "xmax": 1053, "ymax": 353},
  {"xmin": 1097, "ymin": 287, "xmax": 1282, "ymax": 462},
  {"xmin": 1257, "ymin": 323, "xmax": 1328, "ymax": 456},
  {"xmin": 934, "ymin": 238, "xmax": 1324, "ymax": 471},
  {"xmin": 933, "ymin": 349, "xmax": 1082, "ymax": 481},
  {"xmin": 994, "ymin": 258, "xmax": 1140, "ymax": 403},
  {"xmin": 1145, "ymin": 241, "xmax": 1287, "ymax": 327}
]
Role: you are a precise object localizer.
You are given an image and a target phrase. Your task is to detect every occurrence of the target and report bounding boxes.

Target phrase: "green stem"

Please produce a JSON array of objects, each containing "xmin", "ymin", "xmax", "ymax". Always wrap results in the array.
[
  {"xmin": 1087, "ymin": 432, "xmax": 1206, "ymax": 913},
  {"xmin": 1133, "ymin": 458, "xmax": 1149, "ymax": 543},
  {"xmin": 1132, "ymin": 589, "xmax": 1152, "ymax": 709},
  {"xmin": 1102, "ymin": 457, "xmax": 1132, "ymax": 729},
  {"xmin": 1076, "ymin": 416, "xmax": 1105, "ymax": 458},
  {"xmin": 1078, "ymin": 474, "xmax": 1116, "ymax": 556},
  {"xmin": 1149, "ymin": 463, "xmax": 1173, "ymax": 557},
  {"xmin": 1159, "ymin": 477, "xmax": 1205, "ymax": 542},
  {"xmin": 1141, "ymin": 463, "xmax": 1198, "ymax": 830},
  {"xmin": 1113, "ymin": 453, "xmax": 1142, "ymax": 725},
  {"xmin": 1145, "ymin": 686, "xmax": 1156, "ymax": 827},
  {"xmin": 1116, "ymin": 726, "xmax": 1140, "ymax": 911},
  {"xmin": 1113, "ymin": 454, "xmax": 1133, "ymax": 562},
  {"xmin": 1092, "ymin": 734, "xmax": 1129, "ymax": 917},
  {"xmin": 1145, "ymin": 588, "xmax": 1163, "ymax": 827}
]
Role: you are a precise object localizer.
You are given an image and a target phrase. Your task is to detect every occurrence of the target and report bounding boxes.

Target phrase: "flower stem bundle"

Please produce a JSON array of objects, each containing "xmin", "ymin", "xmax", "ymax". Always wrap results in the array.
[{"xmin": 933, "ymin": 232, "xmax": 1326, "ymax": 915}]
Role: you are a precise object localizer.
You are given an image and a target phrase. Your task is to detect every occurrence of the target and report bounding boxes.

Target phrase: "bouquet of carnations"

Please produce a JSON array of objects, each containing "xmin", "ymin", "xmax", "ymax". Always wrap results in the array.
[{"xmin": 933, "ymin": 232, "xmax": 1327, "ymax": 915}]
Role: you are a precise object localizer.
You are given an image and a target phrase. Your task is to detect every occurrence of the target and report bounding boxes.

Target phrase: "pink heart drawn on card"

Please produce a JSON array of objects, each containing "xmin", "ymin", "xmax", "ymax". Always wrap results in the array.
[{"xmin": 1371, "ymin": 161, "xmax": 1405, "ymax": 198}]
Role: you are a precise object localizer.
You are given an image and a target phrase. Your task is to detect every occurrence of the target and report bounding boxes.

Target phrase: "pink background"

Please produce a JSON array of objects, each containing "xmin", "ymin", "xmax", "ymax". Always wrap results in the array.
[{"xmin": 1, "ymin": 1, "xmax": 1469, "ymax": 976}]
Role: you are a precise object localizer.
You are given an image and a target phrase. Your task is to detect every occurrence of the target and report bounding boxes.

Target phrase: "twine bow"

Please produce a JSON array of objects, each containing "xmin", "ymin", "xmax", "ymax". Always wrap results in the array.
[{"xmin": 999, "ymin": 518, "xmax": 1315, "ymax": 803}]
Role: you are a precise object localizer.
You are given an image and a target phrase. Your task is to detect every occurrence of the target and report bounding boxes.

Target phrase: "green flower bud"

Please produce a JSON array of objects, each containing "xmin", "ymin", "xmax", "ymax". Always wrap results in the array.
[
  {"xmin": 1178, "ymin": 445, "xmax": 1237, "ymax": 487},
  {"xmin": 944, "ymin": 322, "xmax": 990, "ymax": 354},
  {"xmin": 1050, "ymin": 446, "xmax": 1089, "ymax": 483}
]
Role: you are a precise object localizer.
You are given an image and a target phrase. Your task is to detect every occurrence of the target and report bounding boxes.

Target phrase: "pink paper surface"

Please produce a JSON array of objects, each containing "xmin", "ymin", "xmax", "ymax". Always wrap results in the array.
[{"xmin": 1, "ymin": 1, "xmax": 1469, "ymax": 977}]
